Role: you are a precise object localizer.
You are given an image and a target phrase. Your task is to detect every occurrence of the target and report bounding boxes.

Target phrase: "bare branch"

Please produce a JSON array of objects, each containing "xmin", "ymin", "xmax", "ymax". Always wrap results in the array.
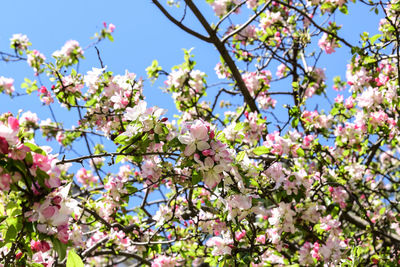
[
  {"xmin": 184, "ymin": 0, "xmax": 261, "ymax": 115},
  {"xmin": 151, "ymin": 0, "xmax": 212, "ymax": 43},
  {"xmin": 215, "ymin": 1, "xmax": 247, "ymax": 31},
  {"xmin": 221, "ymin": 1, "xmax": 271, "ymax": 43}
]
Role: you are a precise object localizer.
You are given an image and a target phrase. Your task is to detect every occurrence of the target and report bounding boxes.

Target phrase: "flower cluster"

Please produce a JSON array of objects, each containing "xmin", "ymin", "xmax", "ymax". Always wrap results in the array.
[
  {"xmin": 0, "ymin": 76, "xmax": 15, "ymax": 95},
  {"xmin": 179, "ymin": 119, "xmax": 233, "ymax": 188},
  {"xmin": 52, "ymin": 40, "xmax": 84, "ymax": 66},
  {"xmin": 10, "ymin": 33, "xmax": 30, "ymax": 51},
  {"xmin": 27, "ymin": 50, "xmax": 46, "ymax": 74}
]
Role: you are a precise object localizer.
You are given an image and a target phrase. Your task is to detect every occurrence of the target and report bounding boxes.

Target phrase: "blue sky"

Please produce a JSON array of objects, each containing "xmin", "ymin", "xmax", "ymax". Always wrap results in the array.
[{"xmin": 0, "ymin": 1, "xmax": 382, "ymax": 136}]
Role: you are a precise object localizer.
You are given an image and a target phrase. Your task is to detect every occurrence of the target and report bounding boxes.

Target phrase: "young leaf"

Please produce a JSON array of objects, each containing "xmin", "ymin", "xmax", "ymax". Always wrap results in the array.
[{"xmin": 67, "ymin": 249, "xmax": 84, "ymax": 267}]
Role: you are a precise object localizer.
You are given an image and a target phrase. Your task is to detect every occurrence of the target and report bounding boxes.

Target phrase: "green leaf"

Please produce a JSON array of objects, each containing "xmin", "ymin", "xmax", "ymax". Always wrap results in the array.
[
  {"xmin": 107, "ymin": 34, "xmax": 114, "ymax": 42},
  {"xmin": 85, "ymin": 97, "xmax": 97, "ymax": 107},
  {"xmin": 114, "ymin": 134, "xmax": 129, "ymax": 144},
  {"xmin": 339, "ymin": 4, "xmax": 348, "ymax": 14},
  {"xmin": 379, "ymin": 207, "xmax": 385, "ymax": 215},
  {"xmin": 296, "ymin": 147, "xmax": 305, "ymax": 157},
  {"xmin": 24, "ymin": 142, "xmax": 46, "ymax": 155},
  {"xmin": 115, "ymin": 155, "xmax": 125, "ymax": 164},
  {"xmin": 291, "ymin": 117, "xmax": 299, "ymax": 128},
  {"xmin": 363, "ymin": 56, "xmax": 377, "ymax": 64},
  {"xmin": 52, "ymin": 238, "xmax": 67, "ymax": 260},
  {"xmin": 236, "ymin": 151, "xmax": 246, "ymax": 161},
  {"xmin": 36, "ymin": 168, "xmax": 49, "ymax": 190},
  {"xmin": 192, "ymin": 172, "xmax": 201, "ymax": 185},
  {"xmin": 234, "ymin": 122, "xmax": 244, "ymax": 131},
  {"xmin": 330, "ymin": 107, "xmax": 339, "ymax": 116},
  {"xmin": 4, "ymin": 225, "xmax": 17, "ymax": 243},
  {"xmin": 253, "ymin": 146, "xmax": 270, "ymax": 156},
  {"xmin": 154, "ymin": 134, "xmax": 160, "ymax": 143},
  {"xmin": 67, "ymin": 249, "xmax": 84, "ymax": 267},
  {"xmin": 370, "ymin": 34, "xmax": 382, "ymax": 44}
]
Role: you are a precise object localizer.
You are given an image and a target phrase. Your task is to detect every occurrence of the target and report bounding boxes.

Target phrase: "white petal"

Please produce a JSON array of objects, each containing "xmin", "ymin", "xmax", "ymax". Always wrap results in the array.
[
  {"xmin": 197, "ymin": 141, "xmax": 210, "ymax": 151},
  {"xmin": 184, "ymin": 143, "xmax": 196, "ymax": 156},
  {"xmin": 178, "ymin": 134, "xmax": 193, "ymax": 145}
]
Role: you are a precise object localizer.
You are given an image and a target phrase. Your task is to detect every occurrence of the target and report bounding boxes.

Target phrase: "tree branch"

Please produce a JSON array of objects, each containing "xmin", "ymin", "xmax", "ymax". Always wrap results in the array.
[
  {"xmin": 275, "ymin": 0, "xmax": 354, "ymax": 49},
  {"xmin": 92, "ymin": 250, "xmax": 152, "ymax": 266},
  {"xmin": 184, "ymin": 0, "xmax": 260, "ymax": 115},
  {"xmin": 221, "ymin": 1, "xmax": 271, "ymax": 43},
  {"xmin": 151, "ymin": 0, "xmax": 212, "ymax": 43}
]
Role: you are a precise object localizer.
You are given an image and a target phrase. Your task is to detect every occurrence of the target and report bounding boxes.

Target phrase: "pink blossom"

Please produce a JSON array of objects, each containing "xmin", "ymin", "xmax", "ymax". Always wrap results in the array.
[
  {"xmin": 330, "ymin": 186, "xmax": 348, "ymax": 208},
  {"xmin": 256, "ymin": 235, "xmax": 266, "ymax": 244},
  {"xmin": 370, "ymin": 110, "xmax": 388, "ymax": 126},
  {"xmin": 206, "ymin": 236, "xmax": 232, "ymax": 256},
  {"xmin": 299, "ymin": 241, "xmax": 314, "ymax": 265},
  {"xmin": 52, "ymin": 40, "xmax": 84, "ymax": 66},
  {"xmin": 0, "ymin": 76, "xmax": 15, "ymax": 95},
  {"xmin": 356, "ymin": 87, "xmax": 383, "ymax": 109},
  {"xmin": 31, "ymin": 153, "xmax": 52, "ymax": 173},
  {"xmin": 10, "ymin": 33, "xmax": 30, "ymax": 50},
  {"xmin": 319, "ymin": 235, "xmax": 347, "ymax": 261},
  {"xmin": 268, "ymin": 202, "xmax": 296, "ymax": 233},
  {"xmin": 56, "ymin": 131, "xmax": 66, "ymax": 145},
  {"xmin": 259, "ymin": 10, "xmax": 282, "ymax": 29},
  {"xmin": 318, "ymin": 33, "xmax": 337, "ymax": 54},
  {"xmin": 27, "ymin": 50, "xmax": 46, "ymax": 73},
  {"xmin": 303, "ymin": 135, "xmax": 314, "ymax": 148},
  {"xmin": 104, "ymin": 23, "xmax": 116, "ymax": 32},
  {"xmin": 195, "ymin": 155, "xmax": 225, "ymax": 188},
  {"xmin": 32, "ymin": 251, "xmax": 55, "ymax": 267},
  {"xmin": 57, "ymin": 224, "xmax": 69, "ymax": 244},
  {"xmin": 76, "ymin": 168, "xmax": 98, "ymax": 186},
  {"xmin": 276, "ymin": 63, "xmax": 287, "ymax": 78},
  {"xmin": 56, "ymin": 40, "xmax": 83, "ymax": 57},
  {"xmin": 142, "ymin": 156, "xmax": 162, "ymax": 185},
  {"xmin": 229, "ymin": 194, "xmax": 252, "ymax": 210},
  {"xmin": 61, "ymin": 75, "xmax": 84, "ymax": 93},
  {"xmin": 320, "ymin": 215, "xmax": 341, "ymax": 232},
  {"xmin": 215, "ymin": 63, "xmax": 230, "ymax": 79},
  {"xmin": 178, "ymin": 119, "xmax": 211, "ymax": 156},
  {"xmin": 31, "ymin": 240, "xmax": 51, "ymax": 253},
  {"xmin": 246, "ymin": 0, "xmax": 259, "ymax": 8},
  {"xmin": 335, "ymin": 95, "xmax": 343, "ymax": 103},
  {"xmin": 152, "ymin": 255, "xmax": 177, "ymax": 267},
  {"xmin": 210, "ymin": 0, "xmax": 229, "ymax": 16},
  {"xmin": 344, "ymin": 96, "xmax": 354, "ymax": 109},
  {"xmin": 0, "ymin": 173, "xmax": 12, "ymax": 191},
  {"xmin": 20, "ymin": 111, "xmax": 39, "ymax": 125},
  {"xmin": 41, "ymin": 206, "xmax": 57, "ymax": 219},
  {"xmin": 8, "ymin": 116, "xmax": 19, "ymax": 131},
  {"xmin": 235, "ymin": 230, "xmax": 246, "ymax": 241}
]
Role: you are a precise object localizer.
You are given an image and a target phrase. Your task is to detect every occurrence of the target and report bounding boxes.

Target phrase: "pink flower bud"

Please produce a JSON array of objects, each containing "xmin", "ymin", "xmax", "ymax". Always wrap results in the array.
[
  {"xmin": 31, "ymin": 240, "xmax": 42, "ymax": 252},
  {"xmin": 0, "ymin": 137, "xmax": 9, "ymax": 154},
  {"xmin": 202, "ymin": 149, "xmax": 211, "ymax": 156},
  {"xmin": 235, "ymin": 230, "xmax": 246, "ymax": 241},
  {"xmin": 40, "ymin": 241, "xmax": 51, "ymax": 252},
  {"xmin": 52, "ymin": 196, "xmax": 62, "ymax": 205},
  {"xmin": 15, "ymin": 252, "xmax": 23, "ymax": 260},
  {"xmin": 108, "ymin": 23, "xmax": 116, "ymax": 32},
  {"xmin": 39, "ymin": 86, "xmax": 47, "ymax": 94}
]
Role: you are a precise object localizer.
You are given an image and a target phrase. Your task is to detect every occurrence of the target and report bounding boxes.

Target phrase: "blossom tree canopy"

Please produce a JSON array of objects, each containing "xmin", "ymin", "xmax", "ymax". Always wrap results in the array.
[{"xmin": 1, "ymin": 0, "xmax": 400, "ymax": 266}]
